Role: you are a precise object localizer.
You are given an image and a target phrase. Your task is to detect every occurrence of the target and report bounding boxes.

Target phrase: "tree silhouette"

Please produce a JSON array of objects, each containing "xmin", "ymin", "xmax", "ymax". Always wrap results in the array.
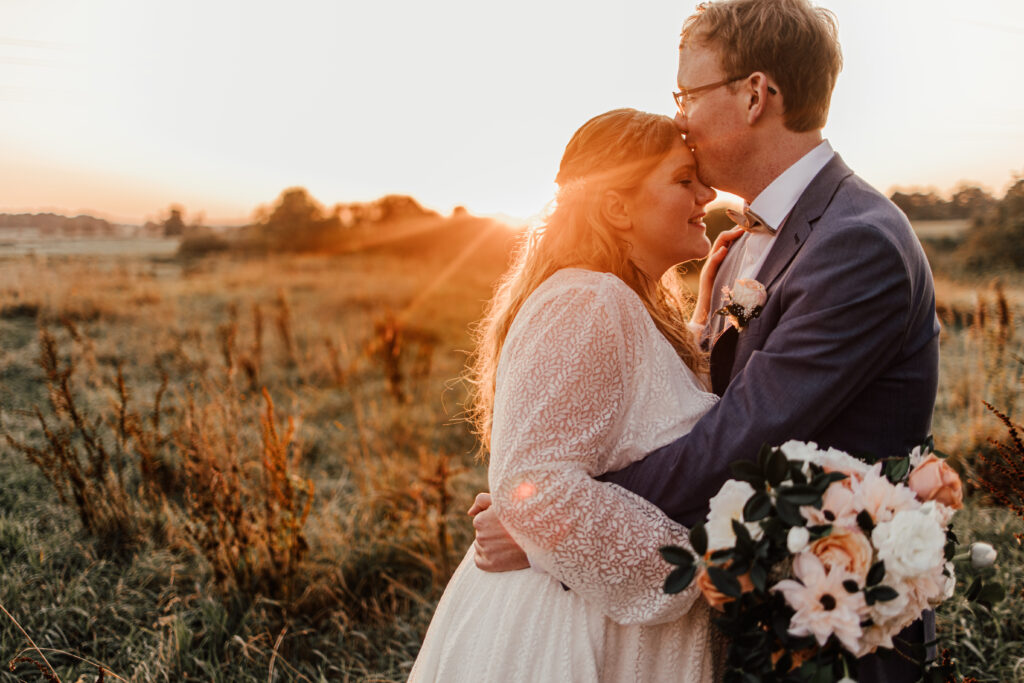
[
  {"xmin": 163, "ymin": 205, "xmax": 186, "ymax": 237},
  {"xmin": 258, "ymin": 187, "xmax": 342, "ymax": 251}
]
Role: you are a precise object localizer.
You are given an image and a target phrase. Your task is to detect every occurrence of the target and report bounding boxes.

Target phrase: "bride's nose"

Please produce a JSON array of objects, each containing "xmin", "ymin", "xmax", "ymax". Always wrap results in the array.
[{"xmin": 697, "ymin": 182, "xmax": 716, "ymax": 205}]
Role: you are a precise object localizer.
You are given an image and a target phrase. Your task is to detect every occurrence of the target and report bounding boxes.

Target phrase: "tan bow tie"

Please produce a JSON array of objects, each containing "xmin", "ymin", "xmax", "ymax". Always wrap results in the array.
[{"xmin": 725, "ymin": 207, "xmax": 776, "ymax": 235}]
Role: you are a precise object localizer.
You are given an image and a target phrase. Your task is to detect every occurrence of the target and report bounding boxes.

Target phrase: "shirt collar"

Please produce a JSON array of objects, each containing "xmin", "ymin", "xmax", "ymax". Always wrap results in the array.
[{"xmin": 747, "ymin": 140, "xmax": 835, "ymax": 232}]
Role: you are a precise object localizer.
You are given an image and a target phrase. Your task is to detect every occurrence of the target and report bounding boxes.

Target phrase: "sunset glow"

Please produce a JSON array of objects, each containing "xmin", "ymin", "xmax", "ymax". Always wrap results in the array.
[{"xmin": 2, "ymin": 0, "xmax": 1022, "ymax": 224}]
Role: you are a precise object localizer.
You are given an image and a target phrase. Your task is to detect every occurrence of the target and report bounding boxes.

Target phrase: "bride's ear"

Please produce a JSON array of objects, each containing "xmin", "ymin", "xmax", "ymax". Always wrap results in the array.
[{"xmin": 601, "ymin": 190, "xmax": 633, "ymax": 232}]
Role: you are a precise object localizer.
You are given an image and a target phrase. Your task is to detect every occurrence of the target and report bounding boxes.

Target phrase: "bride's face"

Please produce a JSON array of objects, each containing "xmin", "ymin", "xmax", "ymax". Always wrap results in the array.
[{"xmin": 623, "ymin": 139, "xmax": 716, "ymax": 279}]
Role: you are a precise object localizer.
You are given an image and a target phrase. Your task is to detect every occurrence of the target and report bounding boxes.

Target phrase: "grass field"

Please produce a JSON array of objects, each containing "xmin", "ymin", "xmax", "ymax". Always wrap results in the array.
[{"xmin": 0, "ymin": 216, "xmax": 1021, "ymax": 681}]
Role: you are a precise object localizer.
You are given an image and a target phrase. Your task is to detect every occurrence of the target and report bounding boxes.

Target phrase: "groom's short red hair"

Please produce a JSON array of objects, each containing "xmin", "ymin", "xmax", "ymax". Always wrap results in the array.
[{"xmin": 681, "ymin": 0, "xmax": 842, "ymax": 132}]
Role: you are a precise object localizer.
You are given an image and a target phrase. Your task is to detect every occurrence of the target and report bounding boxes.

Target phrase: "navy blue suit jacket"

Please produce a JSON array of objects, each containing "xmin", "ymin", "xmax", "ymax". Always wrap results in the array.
[{"xmin": 600, "ymin": 154, "xmax": 940, "ymax": 681}]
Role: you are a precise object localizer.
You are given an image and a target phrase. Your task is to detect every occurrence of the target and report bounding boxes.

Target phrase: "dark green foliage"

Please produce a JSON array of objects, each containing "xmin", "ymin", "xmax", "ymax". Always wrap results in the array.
[{"xmin": 957, "ymin": 178, "xmax": 1024, "ymax": 270}]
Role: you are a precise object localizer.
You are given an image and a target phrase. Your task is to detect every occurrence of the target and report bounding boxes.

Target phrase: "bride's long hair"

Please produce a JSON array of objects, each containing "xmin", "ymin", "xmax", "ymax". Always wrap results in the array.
[{"xmin": 466, "ymin": 108, "xmax": 709, "ymax": 450}]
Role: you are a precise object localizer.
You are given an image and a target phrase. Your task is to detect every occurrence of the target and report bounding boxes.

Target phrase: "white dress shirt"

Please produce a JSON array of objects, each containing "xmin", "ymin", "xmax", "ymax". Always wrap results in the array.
[{"xmin": 736, "ymin": 140, "xmax": 836, "ymax": 280}]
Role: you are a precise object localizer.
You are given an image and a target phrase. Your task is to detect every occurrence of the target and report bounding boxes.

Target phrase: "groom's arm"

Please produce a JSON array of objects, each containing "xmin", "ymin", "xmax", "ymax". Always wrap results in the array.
[{"xmin": 600, "ymin": 222, "xmax": 921, "ymax": 525}]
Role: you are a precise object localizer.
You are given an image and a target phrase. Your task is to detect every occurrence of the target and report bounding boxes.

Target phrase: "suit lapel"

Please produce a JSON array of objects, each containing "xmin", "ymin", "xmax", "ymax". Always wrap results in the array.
[
  {"xmin": 707, "ymin": 154, "xmax": 855, "ymax": 394},
  {"xmin": 755, "ymin": 154, "xmax": 854, "ymax": 292},
  {"xmin": 705, "ymin": 232, "xmax": 749, "ymax": 345}
]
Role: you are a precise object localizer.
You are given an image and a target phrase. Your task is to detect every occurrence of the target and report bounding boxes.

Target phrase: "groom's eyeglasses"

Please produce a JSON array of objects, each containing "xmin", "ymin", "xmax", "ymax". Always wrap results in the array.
[{"xmin": 673, "ymin": 76, "xmax": 777, "ymax": 115}]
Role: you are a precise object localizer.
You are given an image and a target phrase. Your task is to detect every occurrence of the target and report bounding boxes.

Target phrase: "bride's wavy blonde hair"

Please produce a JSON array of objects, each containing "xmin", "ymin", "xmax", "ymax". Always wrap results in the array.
[{"xmin": 466, "ymin": 108, "xmax": 709, "ymax": 450}]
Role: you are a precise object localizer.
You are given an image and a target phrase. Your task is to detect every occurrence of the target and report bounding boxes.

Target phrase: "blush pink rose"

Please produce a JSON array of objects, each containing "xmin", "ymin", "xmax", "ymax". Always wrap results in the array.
[
  {"xmin": 808, "ymin": 530, "xmax": 875, "ymax": 582},
  {"xmin": 907, "ymin": 454, "xmax": 963, "ymax": 509}
]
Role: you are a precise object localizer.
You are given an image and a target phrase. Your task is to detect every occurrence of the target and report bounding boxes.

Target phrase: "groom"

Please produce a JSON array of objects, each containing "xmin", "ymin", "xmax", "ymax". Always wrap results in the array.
[{"xmin": 473, "ymin": 0, "xmax": 940, "ymax": 679}]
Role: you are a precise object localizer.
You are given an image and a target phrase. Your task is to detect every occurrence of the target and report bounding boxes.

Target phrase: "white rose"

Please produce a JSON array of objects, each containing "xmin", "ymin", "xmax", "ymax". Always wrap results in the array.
[
  {"xmin": 706, "ymin": 479, "xmax": 763, "ymax": 550},
  {"xmin": 819, "ymin": 447, "xmax": 872, "ymax": 478},
  {"xmin": 919, "ymin": 499, "xmax": 956, "ymax": 527},
  {"xmin": 942, "ymin": 562, "xmax": 956, "ymax": 600},
  {"xmin": 872, "ymin": 508, "xmax": 946, "ymax": 579},
  {"xmin": 778, "ymin": 440, "xmax": 822, "ymax": 467},
  {"xmin": 787, "ymin": 526, "xmax": 810, "ymax": 554},
  {"xmin": 970, "ymin": 542, "xmax": 997, "ymax": 569},
  {"xmin": 731, "ymin": 278, "xmax": 767, "ymax": 311}
]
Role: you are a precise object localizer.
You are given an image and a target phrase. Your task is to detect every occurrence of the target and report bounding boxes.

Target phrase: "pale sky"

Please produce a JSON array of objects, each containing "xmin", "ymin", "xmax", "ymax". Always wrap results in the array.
[{"xmin": 2, "ymin": 0, "xmax": 1021, "ymax": 225}]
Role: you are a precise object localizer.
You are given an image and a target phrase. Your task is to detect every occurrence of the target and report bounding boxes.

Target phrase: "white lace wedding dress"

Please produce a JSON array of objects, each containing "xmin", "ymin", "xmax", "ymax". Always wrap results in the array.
[{"xmin": 409, "ymin": 269, "xmax": 721, "ymax": 682}]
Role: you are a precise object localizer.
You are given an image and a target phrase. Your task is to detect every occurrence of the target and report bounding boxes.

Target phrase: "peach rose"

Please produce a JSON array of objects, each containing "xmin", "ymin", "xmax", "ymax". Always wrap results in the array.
[
  {"xmin": 808, "ymin": 530, "xmax": 874, "ymax": 582},
  {"xmin": 907, "ymin": 454, "xmax": 963, "ymax": 509},
  {"xmin": 697, "ymin": 562, "xmax": 755, "ymax": 611}
]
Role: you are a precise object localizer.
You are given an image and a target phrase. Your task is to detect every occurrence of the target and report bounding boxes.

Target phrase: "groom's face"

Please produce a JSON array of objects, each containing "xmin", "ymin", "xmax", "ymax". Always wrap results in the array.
[{"xmin": 675, "ymin": 44, "xmax": 748, "ymax": 194}]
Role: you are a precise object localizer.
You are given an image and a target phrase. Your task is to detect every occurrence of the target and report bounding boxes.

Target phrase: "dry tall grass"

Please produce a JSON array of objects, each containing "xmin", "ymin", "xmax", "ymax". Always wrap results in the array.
[
  {"xmin": 0, "ymin": 216, "xmax": 510, "ymax": 680},
  {"xmin": 1, "ymin": 217, "xmax": 1021, "ymax": 680}
]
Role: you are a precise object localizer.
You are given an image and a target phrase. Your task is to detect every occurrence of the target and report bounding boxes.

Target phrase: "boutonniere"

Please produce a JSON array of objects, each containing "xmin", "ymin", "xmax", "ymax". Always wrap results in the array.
[{"xmin": 716, "ymin": 278, "xmax": 767, "ymax": 330}]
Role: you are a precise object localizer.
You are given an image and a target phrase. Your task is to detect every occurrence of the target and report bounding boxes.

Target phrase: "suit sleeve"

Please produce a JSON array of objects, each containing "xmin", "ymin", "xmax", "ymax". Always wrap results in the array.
[{"xmin": 599, "ymin": 222, "xmax": 914, "ymax": 525}]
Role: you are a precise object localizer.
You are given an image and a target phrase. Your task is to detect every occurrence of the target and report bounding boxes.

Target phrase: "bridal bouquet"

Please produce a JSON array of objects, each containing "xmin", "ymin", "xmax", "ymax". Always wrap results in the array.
[{"xmin": 660, "ymin": 440, "xmax": 1000, "ymax": 682}]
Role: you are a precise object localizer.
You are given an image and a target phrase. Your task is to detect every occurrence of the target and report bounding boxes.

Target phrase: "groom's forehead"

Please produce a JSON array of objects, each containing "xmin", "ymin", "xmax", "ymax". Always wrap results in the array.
[{"xmin": 677, "ymin": 44, "xmax": 723, "ymax": 82}]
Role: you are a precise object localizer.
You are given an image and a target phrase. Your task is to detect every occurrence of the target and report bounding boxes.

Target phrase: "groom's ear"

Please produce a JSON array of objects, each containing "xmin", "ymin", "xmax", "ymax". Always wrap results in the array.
[
  {"xmin": 744, "ymin": 71, "xmax": 772, "ymax": 125},
  {"xmin": 601, "ymin": 190, "xmax": 633, "ymax": 232}
]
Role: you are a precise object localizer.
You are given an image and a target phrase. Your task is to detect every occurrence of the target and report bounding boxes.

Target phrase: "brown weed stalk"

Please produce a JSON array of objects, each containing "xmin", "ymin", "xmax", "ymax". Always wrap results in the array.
[
  {"xmin": 3, "ymin": 329, "xmax": 143, "ymax": 545},
  {"xmin": 178, "ymin": 387, "xmax": 313, "ymax": 600},
  {"xmin": 275, "ymin": 290, "xmax": 296, "ymax": 367},
  {"xmin": 979, "ymin": 400, "xmax": 1024, "ymax": 543}
]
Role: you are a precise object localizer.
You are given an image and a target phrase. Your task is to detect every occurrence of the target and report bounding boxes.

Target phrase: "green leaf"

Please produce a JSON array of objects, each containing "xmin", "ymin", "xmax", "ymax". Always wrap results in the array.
[
  {"xmin": 867, "ymin": 560, "xmax": 886, "ymax": 587},
  {"xmin": 659, "ymin": 546, "xmax": 695, "ymax": 568},
  {"xmin": 743, "ymin": 490, "xmax": 772, "ymax": 522},
  {"xmin": 822, "ymin": 471, "xmax": 849, "ymax": 486},
  {"xmin": 965, "ymin": 576, "xmax": 982, "ymax": 601},
  {"xmin": 775, "ymin": 495, "xmax": 805, "ymax": 526},
  {"xmin": 750, "ymin": 562, "xmax": 768, "ymax": 593},
  {"xmin": 691, "ymin": 523, "xmax": 707, "ymax": 556},
  {"xmin": 884, "ymin": 456, "xmax": 911, "ymax": 483},
  {"xmin": 707, "ymin": 566, "xmax": 742, "ymax": 598},
  {"xmin": 779, "ymin": 484, "xmax": 822, "ymax": 506},
  {"xmin": 807, "ymin": 524, "xmax": 832, "ymax": 539},
  {"xmin": 764, "ymin": 447, "xmax": 789, "ymax": 486},
  {"xmin": 731, "ymin": 459, "xmax": 765, "ymax": 488},
  {"xmin": 664, "ymin": 565, "xmax": 697, "ymax": 594},
  {"xmin": 710, "ymin": 548, "xmax": 734, "ymax": 563},
  {"xmin": 977, "ymin": 581, "xmax": 1006, "ymax": 606},
  {"xmin": 870, "ymin": 585, "xmax": 899, "ymax": 602}
]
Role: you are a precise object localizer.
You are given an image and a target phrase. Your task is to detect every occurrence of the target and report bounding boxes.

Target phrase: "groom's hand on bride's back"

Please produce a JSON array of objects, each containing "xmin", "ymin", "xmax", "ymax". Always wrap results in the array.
[{"xmin": 469, "ymin": 492, "xmax": 531, "ymax": 572}]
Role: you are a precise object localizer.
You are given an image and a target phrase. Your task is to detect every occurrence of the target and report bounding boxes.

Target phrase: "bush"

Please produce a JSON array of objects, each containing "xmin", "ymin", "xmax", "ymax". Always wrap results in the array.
[{"xmin": 958, "ymin": 179, "xmax": 1024, "ymax": 270}]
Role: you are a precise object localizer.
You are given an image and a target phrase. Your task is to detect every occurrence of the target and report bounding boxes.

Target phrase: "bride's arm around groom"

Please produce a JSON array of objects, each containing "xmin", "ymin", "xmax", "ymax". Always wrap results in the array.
[{"xmin": 486, "ymin": 271, "xmax": 709, "ymax": 625}]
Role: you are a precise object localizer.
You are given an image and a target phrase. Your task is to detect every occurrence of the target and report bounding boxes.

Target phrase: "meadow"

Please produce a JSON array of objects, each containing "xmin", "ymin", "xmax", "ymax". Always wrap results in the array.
[{"xmin": 0, "ymin": 215, "xmax": 1022, "ymax": 682}]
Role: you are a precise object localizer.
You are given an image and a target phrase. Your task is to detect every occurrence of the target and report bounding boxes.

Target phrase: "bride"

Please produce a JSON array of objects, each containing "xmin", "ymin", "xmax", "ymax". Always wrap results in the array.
[{"xmin": 410, "ymin": 108, "xmax": 738, "ymax": 681}]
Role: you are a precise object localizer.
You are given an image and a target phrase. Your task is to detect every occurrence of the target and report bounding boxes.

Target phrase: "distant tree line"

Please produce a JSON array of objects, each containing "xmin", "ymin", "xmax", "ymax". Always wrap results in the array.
[
  {"xmin": 957, "ymin": 177, "xmax": 1024, "ymax": 269},
  {"xmin": 177, "ymin": 188, "xmax": 440, "ymax": 256},
  {"xmin": 889, "ymin": 183, "xmax": 998, "ymax": 222},
  {"xmin": 0, "ymin": 212, "xmax": 115, "ymax": 236}
]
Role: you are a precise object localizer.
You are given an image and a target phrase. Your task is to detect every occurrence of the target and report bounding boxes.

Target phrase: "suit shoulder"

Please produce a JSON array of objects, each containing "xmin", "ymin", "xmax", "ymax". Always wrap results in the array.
[{"xmin": 814, "ymin": 173, "xmax": 927, "ymax": 261}]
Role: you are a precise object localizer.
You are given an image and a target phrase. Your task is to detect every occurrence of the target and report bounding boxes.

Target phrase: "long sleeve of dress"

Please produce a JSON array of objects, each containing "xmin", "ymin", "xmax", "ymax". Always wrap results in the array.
[{"xmin": 488, "ymin": 273, "xmax": 704, "ymax": 626}]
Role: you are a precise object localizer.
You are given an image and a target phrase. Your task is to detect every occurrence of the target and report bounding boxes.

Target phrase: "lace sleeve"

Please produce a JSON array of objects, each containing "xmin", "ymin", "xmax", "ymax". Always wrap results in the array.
[{"xmin": 489, "ymin": 274, "xmax": 702, "ymax": 626}]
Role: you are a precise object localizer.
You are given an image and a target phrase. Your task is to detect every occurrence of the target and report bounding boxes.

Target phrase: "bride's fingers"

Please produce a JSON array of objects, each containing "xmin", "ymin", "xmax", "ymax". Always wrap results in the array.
[
  {"xmin": 467, "ymin": 492, "xmax": 492, "ymax": 516},
  {"xmin": 713, "ymin": 226, "xmax": 745, "ymax": 250}
]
